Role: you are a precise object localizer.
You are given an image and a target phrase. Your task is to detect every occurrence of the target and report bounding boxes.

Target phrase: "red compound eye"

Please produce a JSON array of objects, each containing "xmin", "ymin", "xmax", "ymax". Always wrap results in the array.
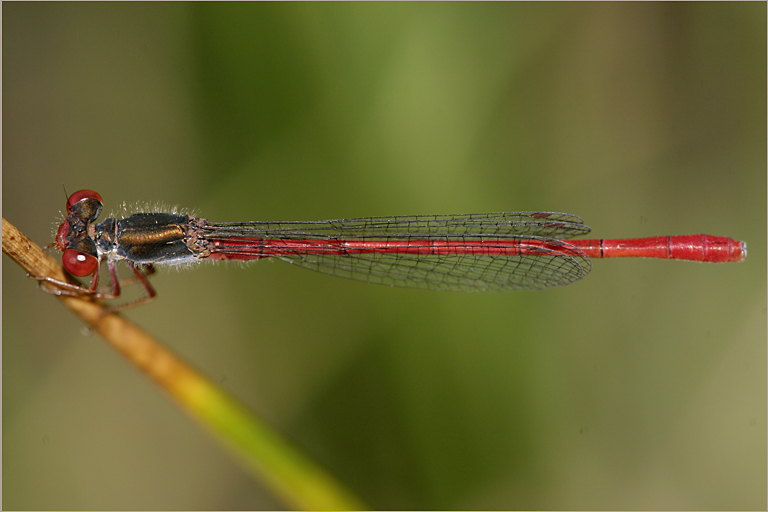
[
  {"xmin": 62, "ymin": 248, "xmax": 98, "ymax": 277},
  {"xmin": 66, "ymin": 190, "xmax": 103, "ymax": 211}
]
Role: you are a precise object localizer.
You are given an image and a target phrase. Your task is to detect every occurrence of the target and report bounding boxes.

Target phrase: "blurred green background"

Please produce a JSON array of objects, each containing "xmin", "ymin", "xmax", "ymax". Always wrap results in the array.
[{"xmin": 3, "ymin": 3, "xmax": 765, "ymax": 510}]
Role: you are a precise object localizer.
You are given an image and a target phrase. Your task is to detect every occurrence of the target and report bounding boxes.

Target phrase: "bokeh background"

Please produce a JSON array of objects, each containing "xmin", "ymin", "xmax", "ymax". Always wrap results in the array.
[{"xmin": 3, "ymin": 3, "xmax": 765, "ymax": 510}]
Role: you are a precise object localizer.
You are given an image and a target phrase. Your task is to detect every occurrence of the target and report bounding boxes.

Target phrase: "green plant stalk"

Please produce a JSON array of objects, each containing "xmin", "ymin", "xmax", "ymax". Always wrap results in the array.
[{"xmin": 2, "ymin": 217, "xmax": 368, "ymax": 511}]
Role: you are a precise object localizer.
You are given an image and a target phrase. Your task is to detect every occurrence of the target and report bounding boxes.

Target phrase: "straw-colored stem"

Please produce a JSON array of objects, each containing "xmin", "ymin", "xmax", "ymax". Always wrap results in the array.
[{"xmin": 2, "ymin": 217, "xmax": 368, "ymax": 511}]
